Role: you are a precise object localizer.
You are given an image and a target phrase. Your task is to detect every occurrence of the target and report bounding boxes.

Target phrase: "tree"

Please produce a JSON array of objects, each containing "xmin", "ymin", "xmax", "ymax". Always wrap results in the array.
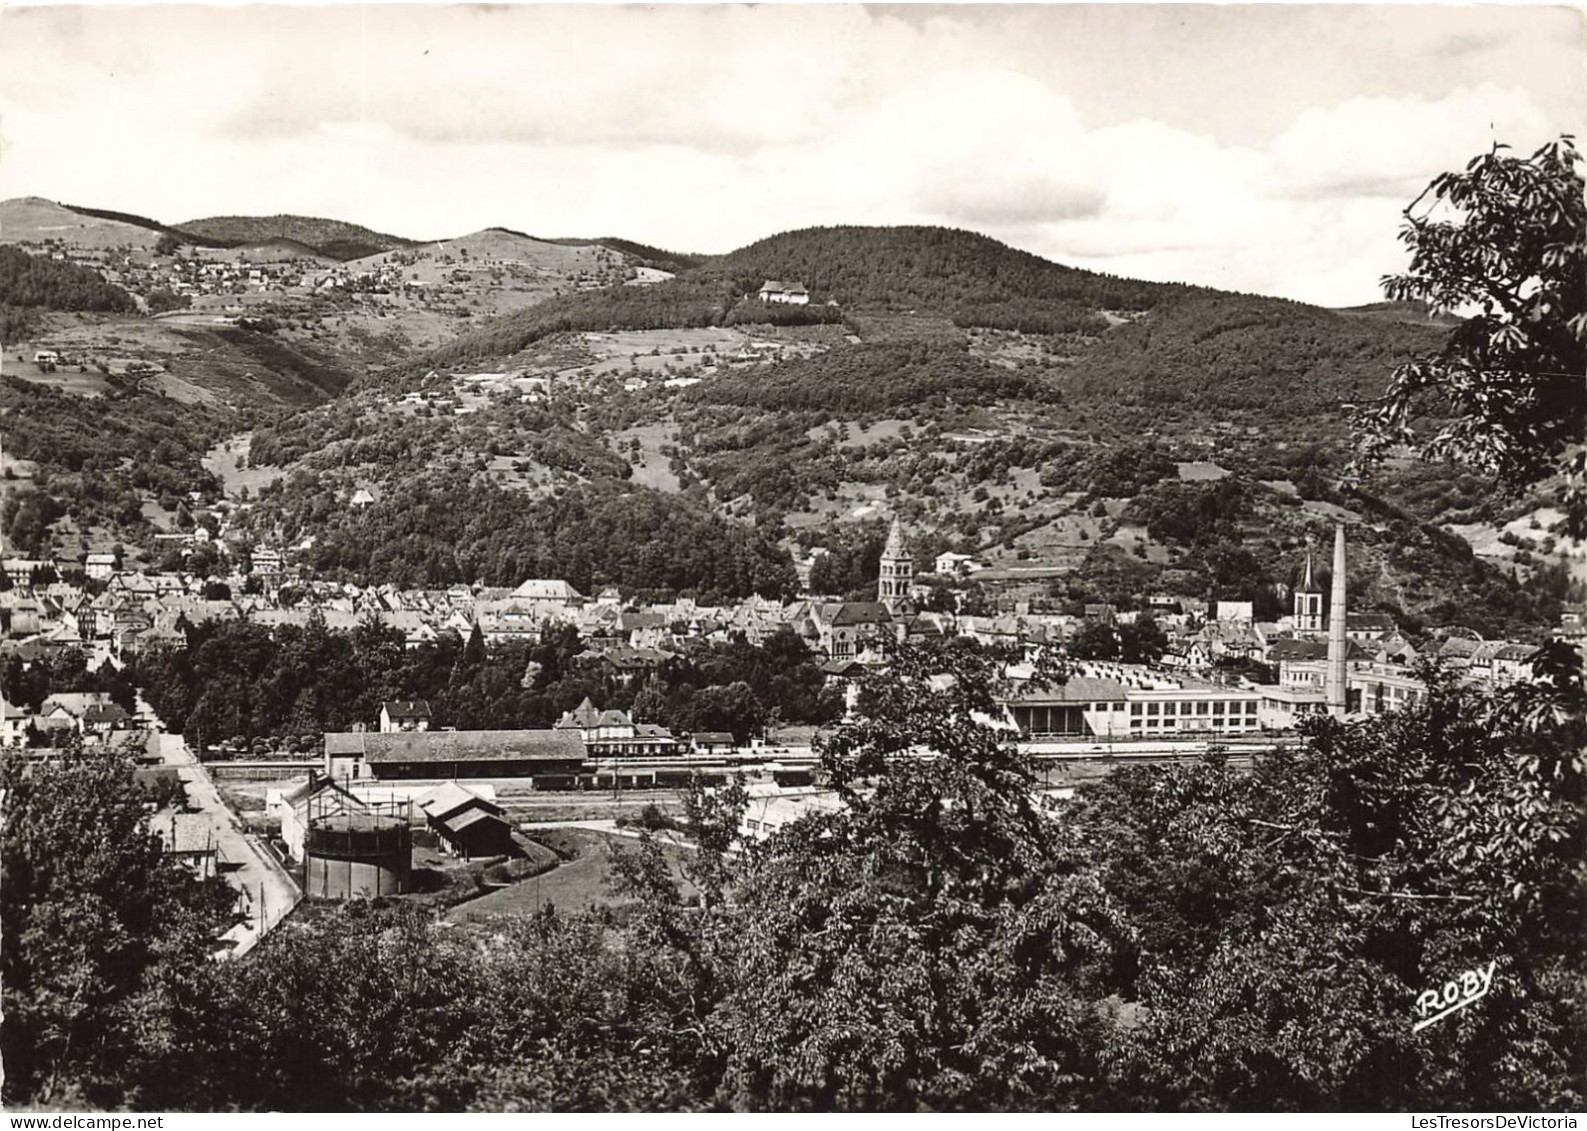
[
  {"xmin": 145, "ymin": 288, "xmax": 191, "ymax": 314},
  {"xmin": 605, "ymin": 638, "xmax": 1126, "ymax": 1111},
  {"xmin": 1, "ymin": 739, "xmax": 237, "ymax": 1106},
  {"xmin": 677, "ymin": 680, "xmax": 766, "ymax": 744},
  {"xmin": 1119, "ymin": 613, "xmax": 1167, "ymax": 664},
  {"xmin": 1069, "ymin": 620, "xmax": 1122, "ymax": 661},
  {"xmin": 711, "ymin": 641, "xmax": 1124, "ymax": 1110},
  {"xmin": 630, "ymin": 674, "xmax": 671, "ymax": 725},
  {"xmin": 1084, "ymin": 663, "xmax": 1584, "ymax": 1111},
  {"xmin": 1352, "ymin": 137, "xmax": 1586, "ymax": 536}
]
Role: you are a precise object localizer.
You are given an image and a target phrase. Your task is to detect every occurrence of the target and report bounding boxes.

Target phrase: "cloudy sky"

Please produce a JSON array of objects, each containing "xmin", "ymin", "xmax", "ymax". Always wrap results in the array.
[{"xmin": 0, "ymin": 3, "xmax": 1581, "ymax": 305}]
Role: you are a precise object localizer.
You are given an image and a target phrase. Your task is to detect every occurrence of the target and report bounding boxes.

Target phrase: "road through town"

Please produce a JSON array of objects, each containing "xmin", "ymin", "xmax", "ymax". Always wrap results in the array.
[{"xmin": 159, "ymin": 733, "xmax": 302, "ymax": 956}]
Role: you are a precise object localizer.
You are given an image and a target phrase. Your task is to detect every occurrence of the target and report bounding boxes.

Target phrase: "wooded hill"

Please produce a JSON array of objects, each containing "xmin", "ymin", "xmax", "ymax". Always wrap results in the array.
[
  {"xmin": 0, "ymin": 377, "xmax": 232, "ymax": 556},
  {"xmin": 246, "ymin": 222, "xmax": 1556, "ymax": 632},
  {"xmin": 1056, "ymin": 290, "xmax": 1443, "ymax": 429},
  {"xmin": 700, "ymin": 224, "xmax": 1178, "ymax": 324},
  {"xmin": 399, "ymin": 278, "xmax": 737, "ymax": 374},
  {"xmin": 57, "ymin": 203, "xmax": 234, "ymax": 248},
  {"xmin": 174, "ymin": 214, "xmax": 421, "ymax": 261},
  {"xmin": 387, "ymin": 224, "xmax": 1445, "ymax": 425},
  {"xmin": 695, "ymin": 339, "xmax": 1059, "ymax": 413},
  {"xmin": 538, "ymin": 235, "xmax": 702, "ymax": 273},
  {"xmin": 388, "ymin": 223, "xmax": 1192, "ymax": 373},
  {"xmin": 250, "ymin": 471, "xmax": 798, "ymax": 598}
]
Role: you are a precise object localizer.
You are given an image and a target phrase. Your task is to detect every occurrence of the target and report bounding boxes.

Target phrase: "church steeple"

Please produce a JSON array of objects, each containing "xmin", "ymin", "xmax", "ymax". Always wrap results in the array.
[
  {"xmin": 878, "ymin": 518, "xmax": 913, "ymax": 614},
  {"xmin": 1293, "ymin": 540, "xmax": 1324, "ymax": 633}
]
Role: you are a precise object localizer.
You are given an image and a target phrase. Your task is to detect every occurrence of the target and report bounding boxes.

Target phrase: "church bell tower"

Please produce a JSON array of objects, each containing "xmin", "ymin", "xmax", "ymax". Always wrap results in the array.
[
  {"xmin": 878, "ymin": 518, "xmax": 913, "ymax": 614},
  {"xmin": 1293, "ymin": 542, "xmax": 1324, "ymax": 633}
]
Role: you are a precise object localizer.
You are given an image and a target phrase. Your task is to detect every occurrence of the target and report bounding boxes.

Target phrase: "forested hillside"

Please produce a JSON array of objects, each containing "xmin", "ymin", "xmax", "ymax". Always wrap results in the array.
[
  {"xmin": 0, "ymin": 377, "xmax": 229, "ymax": 554},
  {"xmin": 252, "ymin": 471, "xmax": 797, "ymax": 597},
  {"xmin": 397, "ymin": 279, "xmax": 736, "ymax": 374},
  {"xmin": 228, "ymin": 220, "xmax": 1553, "ymax": 632},
  {"xmin": 1091, "ymin": 472, "xmax": 1569, "ymax": 636},
  {"xmin": 395, "ymin": 224, "xmax": 1183, "ymax": 373},
  {"xmin": 699, "ymin": 225, "xmax": 1178, "ymax": 313},
  {"xmin": 694, "ymin": 340, "xmax": 1057, "ymax": 412},
  {"xmin": 58, "ymin": 203, "xmax": 230, "ymax": 247},
  {"xmin": 1057, "ymin": 290, "xmax": 1446, "ymax": 433},
  {"xmin": 544, "ymin": 236, "xmax": 702, "ymax": 273},
  {"xmin": 391, "ymin": 223, "xmax": 1437, "ymax": 416},
  {"xmin": 0, "ymin": 246, "xmax": 136, "ymax": 339},
  {"xmin": 174, "ymin": 214, "xmax": 419, "ymax": 260}
]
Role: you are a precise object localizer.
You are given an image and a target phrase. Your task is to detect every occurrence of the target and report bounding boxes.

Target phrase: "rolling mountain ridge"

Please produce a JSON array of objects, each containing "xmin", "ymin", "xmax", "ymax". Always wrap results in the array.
[
  {"xmin": 174, "ymin": 214, "xmax": 421, "ymax": 261},
  {"xmin": 0, "ymin": 197, "xmax": 1566, "ymax": 634}
]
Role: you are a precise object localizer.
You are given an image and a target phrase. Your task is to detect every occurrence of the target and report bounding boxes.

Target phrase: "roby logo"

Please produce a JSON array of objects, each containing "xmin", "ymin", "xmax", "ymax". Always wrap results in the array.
[{"xmin": 1412, "ymin": 959, "xmax": 1496, "ymax": 1032}]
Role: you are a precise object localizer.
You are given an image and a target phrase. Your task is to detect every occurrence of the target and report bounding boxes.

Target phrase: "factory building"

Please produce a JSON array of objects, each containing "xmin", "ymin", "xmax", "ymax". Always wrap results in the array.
[
  {"xmin": 1003, "ymin": 526, "xmax": 1426, "ymax": 738},
  {"xmin": 1003, "ymin": 674, "xmax": 1265, "ymax": 739}
]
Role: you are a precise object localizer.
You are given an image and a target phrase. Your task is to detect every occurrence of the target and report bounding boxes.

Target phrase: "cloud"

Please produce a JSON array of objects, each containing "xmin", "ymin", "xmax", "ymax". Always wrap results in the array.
[
  {"xmin": 1268, "ymin": 84, "xmax": 1556, "ymax": 201},
  {"xmin": 212, "ymin": 6, "xmax": 910, "ymax": 153},
  {"xmin": 0, "ymin": 5, "xmax": 1581, "ymax": 308},
  {"xmin": 1432, "ymin": 30, "xmax": 1513, "ymax": 59}
]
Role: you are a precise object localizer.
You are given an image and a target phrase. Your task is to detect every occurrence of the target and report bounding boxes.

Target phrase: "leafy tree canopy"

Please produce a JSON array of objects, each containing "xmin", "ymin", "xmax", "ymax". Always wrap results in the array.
[
  {"xmin": 1353, "ymin": 137, "xmax": 1586, "ymax": 535},
  {"xmin": 1, "ymin": 741, "xmax": 237, "ymax": 1107}
]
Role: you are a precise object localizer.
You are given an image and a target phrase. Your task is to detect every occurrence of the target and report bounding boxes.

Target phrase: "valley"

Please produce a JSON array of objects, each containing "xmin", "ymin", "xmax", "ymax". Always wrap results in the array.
[
  {"xmin": 0, "ymin": 199, "xmax": 1579, "ymax": 638},
  {"xmin": 1, "ymin": 4, "xmax": 1582, "ymax": 1114}
]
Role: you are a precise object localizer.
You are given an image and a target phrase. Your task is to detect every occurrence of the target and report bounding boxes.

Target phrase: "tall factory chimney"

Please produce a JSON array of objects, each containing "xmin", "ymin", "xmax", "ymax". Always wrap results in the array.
[{"xmin": 1325, "ymin": 523, "xmax": 1349, "ymax": 717}]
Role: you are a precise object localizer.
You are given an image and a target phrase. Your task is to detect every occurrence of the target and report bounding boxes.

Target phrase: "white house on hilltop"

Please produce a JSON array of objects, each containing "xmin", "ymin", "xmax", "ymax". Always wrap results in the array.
[
  {"xmin": 758, "ymin": 280, "xmax": 810, "ymax": 305},
  {"xmin": 935, "ymin": 552, "xmax": 980, "ymax": 577}
]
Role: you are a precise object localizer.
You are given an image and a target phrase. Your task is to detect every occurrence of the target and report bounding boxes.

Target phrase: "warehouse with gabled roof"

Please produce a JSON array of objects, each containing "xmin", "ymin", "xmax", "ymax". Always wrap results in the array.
[{"xmin": 324, "ymin": 728, "xmax": 585, "ymax": 780}]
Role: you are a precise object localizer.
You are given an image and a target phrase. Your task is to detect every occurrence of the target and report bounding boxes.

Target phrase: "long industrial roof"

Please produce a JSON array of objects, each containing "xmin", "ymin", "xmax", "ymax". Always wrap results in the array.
[{"xmin": 323, "ymin": 729, "xmax": 585, "ymax": 763}]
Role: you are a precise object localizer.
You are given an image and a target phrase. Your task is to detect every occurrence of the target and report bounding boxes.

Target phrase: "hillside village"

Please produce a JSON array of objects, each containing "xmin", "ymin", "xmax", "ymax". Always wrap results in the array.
[{"xmin": 9, "ymin": 234, "xmax": 641, "ymax": 321}]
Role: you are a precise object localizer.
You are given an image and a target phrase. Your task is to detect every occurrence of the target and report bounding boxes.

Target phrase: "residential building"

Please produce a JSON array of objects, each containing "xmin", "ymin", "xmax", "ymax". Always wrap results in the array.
[
  {"xmin": 935, "ymin": 552, "xmax": 979, "ymax": 576},
  {"xmin": 506, "ymin": 578, "xmax": 583, "ymax": 621},
  {"xmin": 758, "ymin": 280, "xmax": 811, "ymax": 305},
  {"xmin": 379, "ymin": 700, "xmax": 431, "ymax": 733}
]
